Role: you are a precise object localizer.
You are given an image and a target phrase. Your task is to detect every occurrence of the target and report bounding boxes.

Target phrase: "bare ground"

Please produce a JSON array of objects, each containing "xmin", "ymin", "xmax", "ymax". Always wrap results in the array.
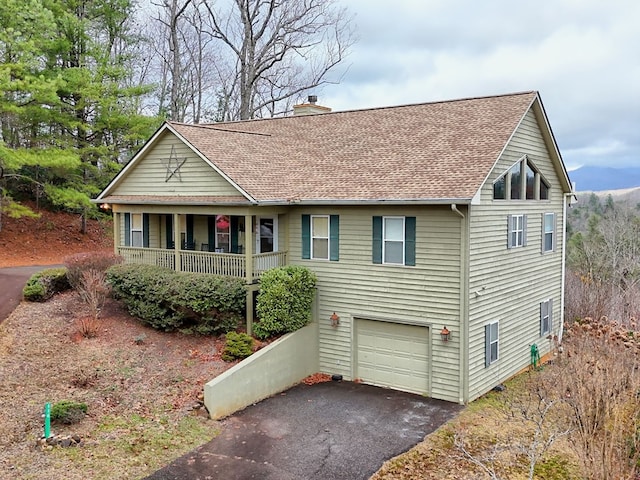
[
  {"xmin": 0, "ymin": 293, "xmax": 235, "ymax": 479},
  {"xmin": 0, "ymin": 205, "xmax": 113, "ymax": 268}
]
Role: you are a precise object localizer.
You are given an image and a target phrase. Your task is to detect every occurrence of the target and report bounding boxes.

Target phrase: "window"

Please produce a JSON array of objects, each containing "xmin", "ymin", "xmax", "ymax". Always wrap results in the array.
[
  {"xmin": 507, "ymin": 214, "xmax": 527, "ymax": 248},
  {"xmin": 383, "ymin": 216, "xmax": 404, "ymax": 264},
  {"xmin": 301, "ymin": 214, "xmax": 339, "ymax": 261},
  {"xmin": 311, "ymin": 215, "xmax": 329, "ymax": 259},
  {"xmin": 509, "ymin": 163, "xmax": 522, "ymax": 200},
  {"xmin": 540, "ymin": 299, "xmax": 553, "ymax": 336},
  {"xmin": 372, "ymin": 216, "xmax": 416, "ymax": 266},
  {"xmin": 485, "ymin": 321, "xmax": 499, "ymax": 366},
  {"xmin": 124, "ymin": 213, "xmax": 148, "ymax": 248},
  {"xmin": 542, "ymin": 213, "xmax": 555, "ymax": 252},
  {"xmin": 130, "ymin": 213, "xmax": 143, "ymax": 247},
  {"xmin": 493, "ymin": 155, "xmax": 550, "ymax": 201}
]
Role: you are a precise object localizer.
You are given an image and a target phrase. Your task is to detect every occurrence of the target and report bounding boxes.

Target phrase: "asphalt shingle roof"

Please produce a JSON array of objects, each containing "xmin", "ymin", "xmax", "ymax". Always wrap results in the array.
[{"xmin": 167, "ymin": 91, "xmax": 537, "ymax": 203}]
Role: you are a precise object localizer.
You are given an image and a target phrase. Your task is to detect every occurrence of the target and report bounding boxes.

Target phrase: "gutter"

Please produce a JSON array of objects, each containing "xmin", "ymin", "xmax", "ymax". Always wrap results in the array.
[
  {"xmin": 558, "ymin": 190, "xmax": 576, "ymax": 345},
  {"xmin": 451, "ymin": 204, "xmax": 469, "ymax": 405},
  {"xmin": 260, "ymin": 198, "xmax": 474, "ymax": 206}
]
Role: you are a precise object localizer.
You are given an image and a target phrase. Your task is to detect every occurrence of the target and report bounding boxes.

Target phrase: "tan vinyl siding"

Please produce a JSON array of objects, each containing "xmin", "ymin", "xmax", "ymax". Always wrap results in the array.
[
  {"xmin": 290, "ymin": 205, "xmax": 462, "ymax": 403},
  {"xmin": 112, "ymin": 131, "xmax": 241, "ymax": 197},
  {"xmin": 467, "ymin": 109, "xmax": 565, "ymax": 401}
]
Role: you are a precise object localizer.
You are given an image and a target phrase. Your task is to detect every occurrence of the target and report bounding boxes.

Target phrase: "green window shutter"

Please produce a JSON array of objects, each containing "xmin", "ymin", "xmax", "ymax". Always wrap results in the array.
[
  {"xmin": 186, "ymin": 214, "xmax": 194, "ymax": 248},
  {"xmin": 301, "ymin": 214, "xmax": 311, "ymax": 259},
  {"xmin": 143, "ymin": 214, "xmax": 150, "ymax": 248},
  {"xmin": 549, "ymin": 298, "xmax": 553, "ymax": 332},
  {"xmin": 208, "ymin": 216, "xmax": 215, "ymax": 251},
  {"xmin": 165, "ymin": 215, "xmax": 173, "ymax": 249},
  {"xmin": 372, "ymin": 216, "xmax": 382, "ymax": 264},
  {"xmin": 485, "ymin": 324, "xmax": 491, "ymax": 367},
  {"xmin": 405, "ymin": 216, "xmax": 416, "ymax": 266},
  {"xmin": 507, "ymin": 215, "xmax": 513, "ymax": 249},
  {"xmin": 522, "ymin": 214, "xmax": 528, "ymax": 247},
  {"xmin": 124, "ymin": 213, "xmax": 130, "ymax": 246},
  {"xmin": 329, "ymin": 215, "xmax": 339, "ymax": 261},
  {"xmin": 230, "ymin": 216, "xmax": 239, "ymax": 253}
]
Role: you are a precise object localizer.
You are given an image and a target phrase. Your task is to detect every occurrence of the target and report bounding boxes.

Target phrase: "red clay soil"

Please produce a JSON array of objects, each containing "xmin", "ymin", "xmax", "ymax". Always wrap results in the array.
[{"xmin": 0, "ymin": 205, "xmax": 113, "ymax": 268}]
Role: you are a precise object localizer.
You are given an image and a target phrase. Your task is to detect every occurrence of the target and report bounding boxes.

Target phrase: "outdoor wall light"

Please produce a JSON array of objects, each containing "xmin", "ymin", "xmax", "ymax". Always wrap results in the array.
[
  {"xmin": 330, "ymin": 312, "xmax": 340, "ymax": 327},
  {"xmin": 440, "ymin": 326, "xmax": 451, "ymax": 342}
]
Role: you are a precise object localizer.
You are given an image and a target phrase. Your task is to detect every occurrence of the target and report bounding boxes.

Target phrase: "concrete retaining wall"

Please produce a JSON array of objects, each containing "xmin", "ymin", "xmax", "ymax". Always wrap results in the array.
[{"xmin": 204, "ymin": 321, "xmax": 319, "ymax": 419}]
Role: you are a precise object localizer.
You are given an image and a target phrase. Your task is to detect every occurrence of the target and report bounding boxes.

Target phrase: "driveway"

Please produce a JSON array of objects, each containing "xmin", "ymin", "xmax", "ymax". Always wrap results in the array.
[
  {"xmin": 0, "ymin": 265, "xmax": 56, "ymax": 324},
  {"xmin": 145, "ymin": 381, "xmax": 463, "ymax": 480}
]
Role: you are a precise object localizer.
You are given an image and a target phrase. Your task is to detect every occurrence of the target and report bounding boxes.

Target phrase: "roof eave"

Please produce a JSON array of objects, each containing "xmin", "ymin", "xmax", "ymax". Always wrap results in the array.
[
  {"xmin": 259, "ymin": 198, "xmax": 473, "ymax": 206},
  {"xmin": 93, "ymin": 198, "xmax": 256, "ymax": 207}
]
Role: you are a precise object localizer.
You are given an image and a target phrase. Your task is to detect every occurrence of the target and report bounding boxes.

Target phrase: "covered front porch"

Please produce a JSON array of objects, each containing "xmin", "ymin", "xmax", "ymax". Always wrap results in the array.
[{"xmin": 111, "ymin": 209, "xmax": 289, "ymax": 284}]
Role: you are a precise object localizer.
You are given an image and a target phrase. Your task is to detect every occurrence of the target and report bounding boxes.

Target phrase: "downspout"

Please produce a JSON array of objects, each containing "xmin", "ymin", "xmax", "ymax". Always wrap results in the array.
[
  {"xmin": 559, "ymin": 191, "xmax": 574, "ymax": 345},
  {"xmin": 451, "ymin": 204, "xmax": 468, "ymax": 404}
]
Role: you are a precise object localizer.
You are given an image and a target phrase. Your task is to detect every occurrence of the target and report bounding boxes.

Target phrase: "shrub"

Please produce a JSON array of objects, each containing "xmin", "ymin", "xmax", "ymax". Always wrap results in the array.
[
  {"xmin": 64, "ymin": 252, "xmax": 122, "ymax": 290},
  {"xmin": 51, "ymin": 400, "xmax": 88, "ymax": 425},
  {"xmin": 107, "ymin": 264, "xmax": 246, "ymax": 334},
  {"xmin": 23, "ymin": 268, "xmax": 70, "ymax": 302},
  {"xmin": 75, "ymin": 316, "xmax": 101, "ymax": 338},
  {"xmin": 76, "ymin": 269, "xmax": 111, "ymax": 322},
  {"xmin": 254, "ymin": 265, "xmax": 317, "ymax": 339},
  {"xmin": 221, "ymin": 332, "xmax": 255, "ymax": 362}
]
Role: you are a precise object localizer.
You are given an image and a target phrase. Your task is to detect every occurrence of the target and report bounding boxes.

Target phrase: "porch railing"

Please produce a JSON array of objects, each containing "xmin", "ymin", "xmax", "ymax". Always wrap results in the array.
[
  {"xmin": 117, "ymin": 247, "xmax": 287, "ymax": 281},
  {"xmin": 180, "ymin": 250, "xmax": 245, "ymax": 277},
  {"xmin": 119, "ymin": 247, "xmax": 176, "ymax": 270},
  {"xmin": 253, "ymin": 251, "xmax": 288, "ymax": 280}
]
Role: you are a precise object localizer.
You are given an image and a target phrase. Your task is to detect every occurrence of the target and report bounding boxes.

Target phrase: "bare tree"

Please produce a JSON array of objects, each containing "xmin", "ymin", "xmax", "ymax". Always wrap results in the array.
[
  {"xmin": 199, "ymin": 0, "xmax": 355, "ymax": 120},
  {"xmin": 150, "ymin": 0, "xmax": 195, "ymax": 121},
  {"xmin": 567, "ymin": 203, "xmax": 640, "ymax": 322},
  {"xmin": 454, "ymin": 371, "xmax": 571, "ymax": 480},
  {"xmin": 557, "ymin": 322, "xmax": 640, "ymax": 480}
]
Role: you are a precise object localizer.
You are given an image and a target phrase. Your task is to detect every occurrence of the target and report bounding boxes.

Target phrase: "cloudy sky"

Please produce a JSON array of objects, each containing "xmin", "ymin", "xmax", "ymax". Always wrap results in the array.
[{"xmin": 320, "ymin": 0, "xmax": 639, "ymax": 171}]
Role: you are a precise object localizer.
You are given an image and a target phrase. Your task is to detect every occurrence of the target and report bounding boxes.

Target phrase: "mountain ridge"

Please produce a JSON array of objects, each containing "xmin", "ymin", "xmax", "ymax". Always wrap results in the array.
[{"xmin": 569, "ymin": 165, "xmax": 640, "ymax": 192}]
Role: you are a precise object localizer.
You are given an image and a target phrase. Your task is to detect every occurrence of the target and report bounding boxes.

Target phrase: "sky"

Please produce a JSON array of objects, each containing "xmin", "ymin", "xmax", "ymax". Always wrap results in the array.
[{"xmin": 319, "ymin": 0, "xmax": 640, "ymax": 171}]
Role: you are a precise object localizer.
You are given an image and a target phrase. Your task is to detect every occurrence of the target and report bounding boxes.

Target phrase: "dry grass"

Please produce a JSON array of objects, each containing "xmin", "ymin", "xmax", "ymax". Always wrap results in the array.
[
  {"xmin": 372, "ymin": 372, "xmax": 582, "ymax": 480},
  {"xmin": 0, "ymin": 293, "xmax": 235, "ymax": 480}
]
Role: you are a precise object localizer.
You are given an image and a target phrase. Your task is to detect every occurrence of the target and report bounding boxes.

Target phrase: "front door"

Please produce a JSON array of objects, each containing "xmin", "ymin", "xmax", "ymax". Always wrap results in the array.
[{"xmin": 256, "ymin": 216, "xmax": 278, "ymax": 253}]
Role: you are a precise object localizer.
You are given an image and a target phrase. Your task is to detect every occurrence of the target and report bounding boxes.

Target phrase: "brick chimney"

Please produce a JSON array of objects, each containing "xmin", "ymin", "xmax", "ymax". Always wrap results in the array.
[{"xmin": 293, "ymin": 95, "xmax": 332, "ymax": 116}]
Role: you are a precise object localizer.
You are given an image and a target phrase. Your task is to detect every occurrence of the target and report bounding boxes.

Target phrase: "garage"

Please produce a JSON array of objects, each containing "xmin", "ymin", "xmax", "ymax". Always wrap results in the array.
[{"xmin": 355, "ymin": 319, "xmax": 430, "ymax": 395}]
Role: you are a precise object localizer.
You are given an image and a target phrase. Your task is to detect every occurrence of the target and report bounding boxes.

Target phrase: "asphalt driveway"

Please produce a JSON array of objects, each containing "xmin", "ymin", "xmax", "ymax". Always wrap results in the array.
[
  {"xmin": 0, "ymin": 265, "xmax": 56, "ymax": 324},
  {"xmin": 146, "ymin": 381, "xmax": 463, "ymax": 480}
]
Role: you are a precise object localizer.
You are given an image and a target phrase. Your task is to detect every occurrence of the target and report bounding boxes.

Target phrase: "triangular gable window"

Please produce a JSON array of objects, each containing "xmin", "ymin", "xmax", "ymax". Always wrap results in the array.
[{"xmin": 493, "ymin": 155, "xmax": 550, "ymax": 200}]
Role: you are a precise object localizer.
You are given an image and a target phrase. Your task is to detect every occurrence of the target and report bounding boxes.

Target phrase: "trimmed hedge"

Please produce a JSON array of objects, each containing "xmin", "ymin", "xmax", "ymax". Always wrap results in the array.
[
  {"xmin": 254, "ymin": 265, "xmax": 317, "ymax": 339},
  {"xmin": 107, "ymin": 264, "xmax": 246, "ymax": 334},
  {"xmin": 23, "ymin": 268, "xmax": 70, "ymax": 302}
]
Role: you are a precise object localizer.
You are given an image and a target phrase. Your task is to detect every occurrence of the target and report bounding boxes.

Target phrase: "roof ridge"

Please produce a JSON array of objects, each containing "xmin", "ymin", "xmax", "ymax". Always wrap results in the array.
[
  {"xmin": 185, "ymin": 90, "xmax": 538, "ymax": 127},
  {"xmin": 169, "ymin": 121, "xmax": 271, "ymax": 137}
]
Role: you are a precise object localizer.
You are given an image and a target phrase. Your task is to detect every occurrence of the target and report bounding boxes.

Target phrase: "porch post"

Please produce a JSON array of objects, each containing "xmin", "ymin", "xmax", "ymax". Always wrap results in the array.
[
  {"xmin": 174, "ymin": 213, "xmax": 181, "ymax": 272},
  {"xmin": 245, "ymin": 214, "xmax": 254, "ymax": 335},
  {"xmin": 113, "ymin": 212, "xmax": 121, "ymax": 255}
]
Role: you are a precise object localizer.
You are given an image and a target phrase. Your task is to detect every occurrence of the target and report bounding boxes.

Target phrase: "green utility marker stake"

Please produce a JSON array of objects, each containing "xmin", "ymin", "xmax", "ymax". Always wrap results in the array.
[{"xmin": 44, "ymin": 402, "xmax": 51, "ymax": 438}]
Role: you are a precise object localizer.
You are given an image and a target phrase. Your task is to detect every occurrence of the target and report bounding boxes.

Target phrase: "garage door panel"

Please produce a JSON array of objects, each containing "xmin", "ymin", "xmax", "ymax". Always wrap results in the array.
[{"xmin": 356, "ymin": 319, "xmax": 429, "ymax": 395}]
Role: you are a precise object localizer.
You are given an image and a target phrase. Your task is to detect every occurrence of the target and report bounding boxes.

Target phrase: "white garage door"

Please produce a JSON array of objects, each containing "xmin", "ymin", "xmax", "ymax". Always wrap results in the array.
[{"xmin": 356, "ymin": 319, "xmax": 429, "ymax": 395}]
